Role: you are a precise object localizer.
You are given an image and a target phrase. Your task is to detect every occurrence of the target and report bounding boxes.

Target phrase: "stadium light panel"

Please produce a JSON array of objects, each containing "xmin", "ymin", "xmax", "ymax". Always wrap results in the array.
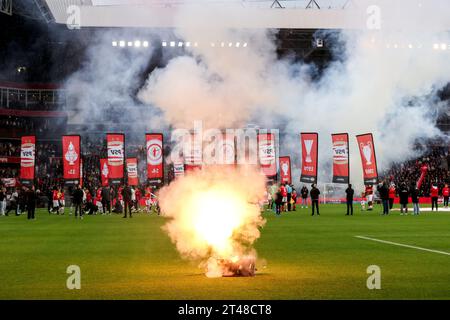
[
  {"xmin": 243, "ymin": 43, "xmax": 247, "ymax": 47},
  {"xmin": 178, "ymin": 42, "xmax": 183, "ymax": 47},
  {"xmin": 170, "ymin": 41, "xmax": 175, "ymax": 47},
  {"xmin": 143, "ymin": 41, "xmax": 149, "ymax": 47},
  {"xmin": 119, "ymin": 40, "xmax": 125, "ymax": 47},
  {"xmin": 185, "ymin": 42, "xmax": 191, "ymax": 47},
  {"xmin": 112, "ymin": 41, "xmax": 117, "ymax": 47},
  {"xmin": 127, "ymin": 41, "xmax": 133, "ymax": 47},
  {"xmin": 441, "ymin": 43, "xmax": 447, "ymax": 50},
  {"xmin": 162, "ymin": 41, "xmax": 167, "ymax": 47},
  {"xmin": 433, "ymin": 43, "xmax": 439, "ymax": 50},
  {"xmin": 134, "ymin": 40, "xmax": 141, "ymax": 48},
  {"xmin": 236, "ymin": 42, "xmax": 240, "ymax": 47}
]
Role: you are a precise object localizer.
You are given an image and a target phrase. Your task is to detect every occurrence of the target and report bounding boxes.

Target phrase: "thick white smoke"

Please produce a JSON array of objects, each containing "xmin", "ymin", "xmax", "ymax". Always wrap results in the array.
[
  {"xmin": 64, "ymin": 29, "xmax": 165, "ymax": 136},
  {"xmin": 138, "ymin": 4, "xmax": 450, "ymax": 190}
]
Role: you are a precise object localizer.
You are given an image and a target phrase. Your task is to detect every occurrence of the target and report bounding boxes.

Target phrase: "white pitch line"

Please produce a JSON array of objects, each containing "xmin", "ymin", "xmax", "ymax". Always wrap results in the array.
[{"xmin": 355, "ymin": 236, "xmax": 450, "ymax": 256}]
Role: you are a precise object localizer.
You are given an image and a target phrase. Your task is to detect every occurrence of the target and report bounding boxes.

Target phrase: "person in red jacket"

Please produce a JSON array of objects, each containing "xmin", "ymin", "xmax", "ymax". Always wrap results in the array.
[
  {"xmin": 95, "ymin": 187, "xmax": 102, "ymax": 213},
  {"xmin": 280, "ymin": 184, "xmax": 288, "ymax": 212},
  {"xmin": 388, "ymin": 183, "xmax": 396, "ymax": 209},
  {"xmin": 442, "ymin": 184, "xmax": 449, "ymax": 209},
  {"xmin": 52, "ymin": 187, "xmax": 59, "ymax": 214},
  {"xmin": 430, "ymin": 183, "xmax": 439, "ymax": 211},
  {"xmin": 59, "ymin": 190, "xmax": 65, "ymax": 215},
  {"xmin": 135, "ymin": 188, "xmax": 142, "ymax": 212}
]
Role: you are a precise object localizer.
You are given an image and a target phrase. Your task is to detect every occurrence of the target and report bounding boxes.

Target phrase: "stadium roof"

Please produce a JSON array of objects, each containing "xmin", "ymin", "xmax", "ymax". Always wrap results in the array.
[{"xmin": 37, "ymin": 0, "xmax": 450, "ymax": 30}]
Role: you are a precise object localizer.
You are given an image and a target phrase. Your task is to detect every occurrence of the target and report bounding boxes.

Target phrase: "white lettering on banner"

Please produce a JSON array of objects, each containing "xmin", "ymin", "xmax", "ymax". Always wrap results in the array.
[{"xmin": 108, "ymin": 140, "xmax": 124, "ymax": 166}]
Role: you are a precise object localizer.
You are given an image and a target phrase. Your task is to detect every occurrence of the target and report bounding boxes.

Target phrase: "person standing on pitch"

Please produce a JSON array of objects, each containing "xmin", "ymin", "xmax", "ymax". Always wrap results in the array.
[
  {"xmin": 286, "ymin": 183, "xmax": 292, "ymax": 211},
  {"xmin": 101, "ymin": 186, "xmax": 111, "ymax": 214},
  {"xmin": 300, "ymin": 185, "xmax": 309, "ymax": 208},
  {"xmin": 430, "ymin": 183, "xmax": 439, "ymax": 211},
  {"xmin": 399, "ymin": 183, "xmax": 409, "ymax": 215},
  {"xmin": 345, "ymin": 184, "xmax": 354, "ymax": 215},
  {"xmin": 72, "ymin": 185, "xmax": 84, "ymax": 219},
  {"xmin": 0, "ymin": 187, "xmax": 6, "ymax": 216},
  {"xmin": 274, "ymin": 187, "xmax": 283, "ymax": 216},
  {"xmin": 442, "ymin": 184, "xmax": 449, "ymax": 209},
  {"xmin": 26, "ymin": 186, "xmax": 37, "ymax": 220},
  {"xmin": 377, "ymin": 181, "xmax": 389, "ymax": 215},
  {"xmin": 310, "ymin": 184, "xmax": 320, "ymax": 216},
  {"xmin": 291, "ymin": 187, "xmax": 297, "ymax": 211},
  {"xmin": 388, "ymin": 183, "xmax": 396, "ymax": 210},
  {"xmin": 410, "ymin": 183, "xmax": 420, "ymax": 215},
  {"xmin": 122, "ymin": 184, "xmax": 133, "ymax": 218}
]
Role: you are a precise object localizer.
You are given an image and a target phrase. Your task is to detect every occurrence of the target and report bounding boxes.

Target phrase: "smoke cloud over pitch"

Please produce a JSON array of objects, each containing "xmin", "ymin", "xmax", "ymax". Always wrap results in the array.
[{"xmin": 137, "ymin": 3, "xmax": 450, "ymax": 187}]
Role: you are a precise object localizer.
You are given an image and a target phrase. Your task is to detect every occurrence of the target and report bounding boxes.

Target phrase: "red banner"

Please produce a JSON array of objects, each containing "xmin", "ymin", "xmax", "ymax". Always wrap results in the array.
[
  {"xmin": 1, "ymin": 178, "xmax": 18, "ymax": 187},
  {"xmin": 126, "ymin": 158, "xmax": 139, "ymax": 186},
  {"xmin": 279, "ymin": 156, "xmax": 292, "ymax": 184},
  {"xmin": 0, "ymin": 157, "xmax": 20, "ymax": 164},
  {"xmin": 146, "ymin": 133, "xmax": 164, "ymax": 184},
  {"xmin": 356, "ymin": 133, "xmax": 378, "ymax": 185},
  {"xmin": 20, "ymin": 136, "xmax": 36, "ymax": 182},
  {"xmin": 300, "ymin": 133, "xmax": 318, "ymax": 183},
  {"xmin": 62, "ymin": 135, "xmax": 81, "ymax": 183},
  {"xmin": 100, "ymin": 158, "xmax": 109, "ymax": 186},
  {"xmin": 258, "ymin": 133, "xmax": 277, "ymax": 177},
  {"xmin": 332, "ymin": 133, "xmax": 350, "ymax": 184},
  {"xmin": 107, "ymin": 133, "xmax": 125, "ymax": 184}
]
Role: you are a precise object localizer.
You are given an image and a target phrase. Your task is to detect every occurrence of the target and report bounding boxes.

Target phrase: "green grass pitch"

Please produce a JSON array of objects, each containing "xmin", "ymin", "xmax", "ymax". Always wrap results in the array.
[{"xmin": 0, "ymin": 205, "xmax": 449, "ymax": 300}]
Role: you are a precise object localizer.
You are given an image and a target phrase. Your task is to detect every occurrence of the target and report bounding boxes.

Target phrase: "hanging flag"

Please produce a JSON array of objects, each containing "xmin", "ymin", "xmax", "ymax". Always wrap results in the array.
[
  {"xmin": 107, "ymin": 133, "xmax": 125, "ymax": 184},
  {"xmin": 258, "ymin": 132, "xmax": 277, "ymax": 177},
  {"xmin": 416, "ymin": 164, "xmax": 428, "ymax": 189},
  {"xmin": 356, "ymin": 133, "xmax": 378, "ymax": 185},
  {"xmin": 146, "ymin": 133, "xmax": 164, "ymax": 184},
  {"xmin": 300, "ymin": 133, "xmax": 318, "ymax": 183},
  {"xmin": 279, "ymin": 156, "xmax": 292, "ymax": 184},
  {"xmin": 100, "ymin": 158, "xmax": 109, "ymax": 186},
  {"xmin": 19, "ymin": 136, "xmax": 36, "ymax": 184},
  {"xmin": 62, "ymin": 135, "xmax": 81, "ymax": 184},
  {"xmin": 331, "ymin": 133, "xmax": 350, "ymax": 184},
  {"xmin": 126, "ymin": 158, "xmax": 139, "ymax": 186}
]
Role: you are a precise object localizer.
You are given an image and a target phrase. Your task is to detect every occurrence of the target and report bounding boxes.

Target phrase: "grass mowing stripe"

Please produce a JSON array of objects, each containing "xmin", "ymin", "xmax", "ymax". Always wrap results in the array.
[{"xmin": 355, "ymin": 235, "xmax": 450, "ymax": 256}]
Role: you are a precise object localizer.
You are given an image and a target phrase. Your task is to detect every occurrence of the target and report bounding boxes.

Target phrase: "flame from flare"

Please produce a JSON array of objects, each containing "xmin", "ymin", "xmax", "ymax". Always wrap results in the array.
[{"xmin": 158, "ymin": 166, "xmax": 266, "ymax": 277}]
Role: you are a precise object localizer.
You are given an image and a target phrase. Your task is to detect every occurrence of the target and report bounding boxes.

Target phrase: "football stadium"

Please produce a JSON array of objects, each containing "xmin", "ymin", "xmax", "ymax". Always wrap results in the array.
[{"xmin": 0, "ymin": 0, "xmax": 449, "ymax": 309}]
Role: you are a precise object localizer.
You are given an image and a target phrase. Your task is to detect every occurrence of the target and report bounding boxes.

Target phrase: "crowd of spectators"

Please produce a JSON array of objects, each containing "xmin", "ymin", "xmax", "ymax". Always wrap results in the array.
[
  {"xmin": 0, "ymin": 141, "xmax": 20, "ymax": 157},
  {"xmin": 0, "ymin": 117, "xmax": 65, "ymax": 135},
  {"xmin": 1, "ymin": 89, "xmax": 64, "ymax": 111},
  {"xmin": 381, "ymin": 146, "xmax": 450, "ymax": 197}
]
